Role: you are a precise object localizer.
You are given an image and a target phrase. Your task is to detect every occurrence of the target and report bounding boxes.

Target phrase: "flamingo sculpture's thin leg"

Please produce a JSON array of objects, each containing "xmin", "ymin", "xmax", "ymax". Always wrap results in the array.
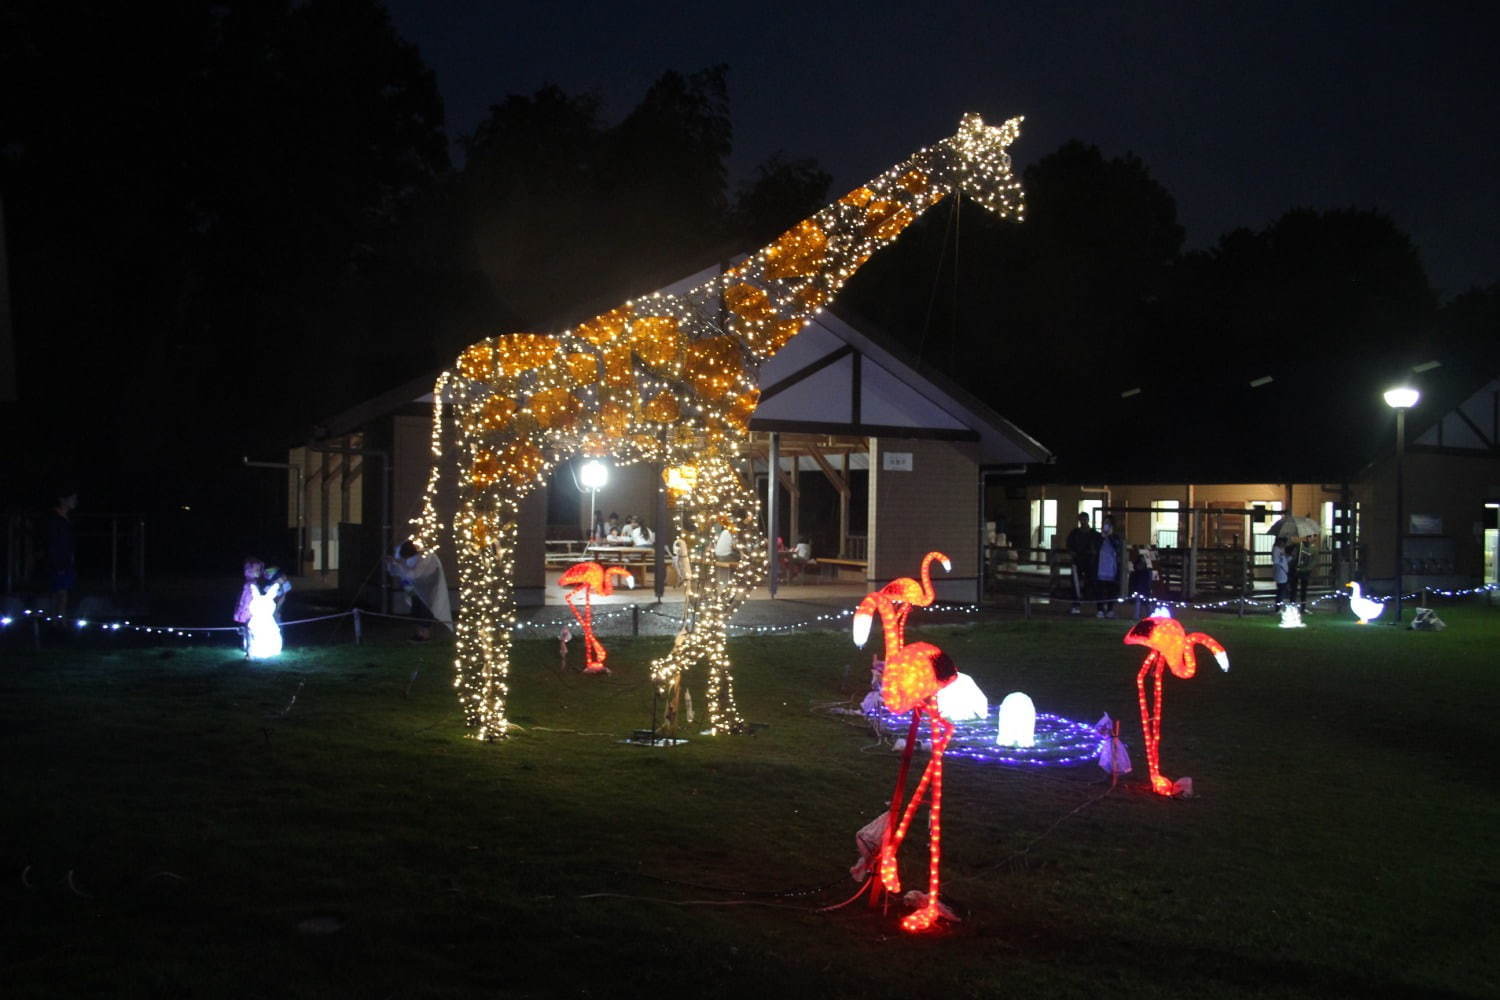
[
  {"xmin": 879, "ymin": 702, "xmax": 956, "ymax": 926},
  {"xmin": 876, "ymin": 710, "xmax": 923, "ymax": 899},
  {"xmin": 901, "ymin": 707, "xmax": 955, "ymax": 933},
  {"xmin": 565, "ymin": 586, "xmax": 606, "ymax": 672},
  {"xmin": 1136, "ymin": 650, "xmax": 1172, "ymax": 794}
]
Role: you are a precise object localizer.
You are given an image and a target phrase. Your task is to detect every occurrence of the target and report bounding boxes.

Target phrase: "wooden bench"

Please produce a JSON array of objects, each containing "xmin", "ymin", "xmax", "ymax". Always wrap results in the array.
[{"xmin": 815, "ymin": 557, "xmax": 867, "ymax": 581}]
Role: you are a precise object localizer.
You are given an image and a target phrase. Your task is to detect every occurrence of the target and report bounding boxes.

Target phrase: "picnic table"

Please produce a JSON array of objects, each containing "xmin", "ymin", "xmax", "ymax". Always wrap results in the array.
[
  {"xmin": 544, "ymin": 539, "xmax": 589, "ymax": 567},
  {"xmin": 583, "ymin": 545, "xmax": 656, "ymax": 581}
]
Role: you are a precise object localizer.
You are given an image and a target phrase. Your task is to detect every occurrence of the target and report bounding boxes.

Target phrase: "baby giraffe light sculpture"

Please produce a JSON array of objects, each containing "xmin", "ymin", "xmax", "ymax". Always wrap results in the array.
[{"xmin": 853, "ymin": 589, "xmax": 958, "ymax": 933}]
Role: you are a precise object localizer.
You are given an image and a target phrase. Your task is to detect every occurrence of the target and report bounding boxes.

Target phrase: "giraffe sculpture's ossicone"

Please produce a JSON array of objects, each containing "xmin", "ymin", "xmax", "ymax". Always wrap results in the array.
[{"xmin": 414, "ymin": 113, "xmax": 1026, "ymax": 740}]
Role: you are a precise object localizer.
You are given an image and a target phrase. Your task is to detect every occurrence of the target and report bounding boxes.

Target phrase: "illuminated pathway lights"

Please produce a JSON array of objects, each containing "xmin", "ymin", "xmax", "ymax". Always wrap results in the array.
[{"xmin": 867, "ymin": 703, "xmax": 1099, "ymax": 767}]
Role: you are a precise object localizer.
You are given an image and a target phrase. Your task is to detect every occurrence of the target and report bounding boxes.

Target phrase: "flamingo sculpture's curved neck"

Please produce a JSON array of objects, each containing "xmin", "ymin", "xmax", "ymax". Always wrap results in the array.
[
  {"xmin": 918, "ymin": 552, "xmax": 941, "ymax": 605},
  {"xmin": 856, "ymin": 591, "xmax": 904, "ymax": 656}
]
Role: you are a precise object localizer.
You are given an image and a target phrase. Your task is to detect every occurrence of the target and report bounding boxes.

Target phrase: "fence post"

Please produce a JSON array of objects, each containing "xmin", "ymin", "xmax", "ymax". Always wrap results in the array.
[
  {"xmin": 33, "ymin": 617, "xmax": 41, "ymax": 651},
  {"xmin": 1022, "ymin": 593, "xmax": 1031, "ymax": 620},
  {"xmin": 632, "ymin": 603, "xmax": 640, "ymax": 636},
  {"xmin": 353, "ymin": 607, "xmax": 362, "ymax": 644}
]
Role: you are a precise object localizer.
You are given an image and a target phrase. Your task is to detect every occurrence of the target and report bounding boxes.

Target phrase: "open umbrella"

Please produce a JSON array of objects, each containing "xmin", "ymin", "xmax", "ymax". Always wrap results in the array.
[{"xmin": 1264, "ymin": 515, "xmax": 1319, "ymax": 538}]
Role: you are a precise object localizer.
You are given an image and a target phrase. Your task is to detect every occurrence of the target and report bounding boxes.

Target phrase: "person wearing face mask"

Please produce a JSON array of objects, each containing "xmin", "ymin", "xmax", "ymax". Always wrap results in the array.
[{"xmin": 1095, "ymin": 514, "xmax": 1124, "ymax": 618}]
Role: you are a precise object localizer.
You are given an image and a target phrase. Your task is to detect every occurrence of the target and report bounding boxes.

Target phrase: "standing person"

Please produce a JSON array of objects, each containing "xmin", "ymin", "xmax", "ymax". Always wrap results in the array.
[
  {"xmin": 233, "ymin": 556, "xmax": 266, "ymax": 643},
  {"xmin": 1283, "ymin": 535, "xmax": 1302, "ymax": 612},
  {"xmin": 261, "ymin": 565, "xmax": 292, "ymax": 621},
  {"xmin": 1291, "ymin": 534, "xmax": 1316, "ymax": 612},
  {"xmin": 1128, "ymin": 544, "xmax": 1153, "ymax": 602},
  {"xmin": 626, "ymin": 516, "xmax": 654, "ymax": 547},
  {"xmin": 43, "ymin": 490, "xmax": 78, "ymax": 617},
  {"xmin": 1095, "ymin": 515, "xmax": 1124, "ymax": 618},
  {"xmin": 1065, "ymin": 512, "xmax": 1100, "ymax": 615},
  {"xmin": 386, "ymin": 539, "xmax": 453, "ymax": 641},
  {"xmin": 1272, "ymin": 537, "xmax": 1290, "ymax": 610}
]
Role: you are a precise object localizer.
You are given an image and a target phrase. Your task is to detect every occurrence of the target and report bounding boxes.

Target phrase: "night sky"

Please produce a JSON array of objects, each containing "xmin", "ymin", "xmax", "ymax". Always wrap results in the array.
[{"xmin": 384, "ymin": 0, "xmax": 1498, "ymax": 296}]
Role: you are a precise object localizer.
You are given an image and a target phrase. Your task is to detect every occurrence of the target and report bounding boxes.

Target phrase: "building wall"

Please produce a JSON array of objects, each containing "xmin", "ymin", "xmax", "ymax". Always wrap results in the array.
[
  {"xmin": 288, "ymin": 444, "xmax": 367, "ymax": 573},
  {"xmin": 869, "ymin": 437, "xmax": 980, "ymax": 602},
  {"xmin": 1021, "ymin": 481, "xmax": 1346, "ymax": 552},
  {"xmin": 1359, "ymin": 449, "xmax": 1500, "ymax": 588}
]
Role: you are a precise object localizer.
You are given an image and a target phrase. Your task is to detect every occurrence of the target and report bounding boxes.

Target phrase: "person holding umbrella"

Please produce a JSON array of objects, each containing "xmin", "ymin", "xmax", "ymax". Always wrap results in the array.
[{"xmin": 1265, "ymin": 514, "xmax": 1319, "ymax": 612}]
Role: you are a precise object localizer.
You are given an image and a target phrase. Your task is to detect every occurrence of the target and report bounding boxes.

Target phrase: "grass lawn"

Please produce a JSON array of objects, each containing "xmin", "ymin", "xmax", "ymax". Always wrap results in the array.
[{"xmin": 3, "ymin": 601, "xmax": 1498, "ymax": 998}]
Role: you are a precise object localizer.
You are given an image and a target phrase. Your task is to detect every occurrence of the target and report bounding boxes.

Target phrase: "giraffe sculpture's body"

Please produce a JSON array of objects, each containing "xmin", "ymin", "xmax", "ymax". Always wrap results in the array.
[{"xmin": 415, "ymin": 114, "xmax": 1026, "ymax": 740}]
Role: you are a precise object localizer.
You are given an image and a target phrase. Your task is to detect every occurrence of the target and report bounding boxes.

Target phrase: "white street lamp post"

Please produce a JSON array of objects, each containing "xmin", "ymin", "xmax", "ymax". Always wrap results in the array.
[
  {"xmin": 579, "ymin": 460, "xmax": 608, "ymax": 539},
  {"xmin": 1383, "ymin": 387, "xmax": 1419, "ymax": 624}
]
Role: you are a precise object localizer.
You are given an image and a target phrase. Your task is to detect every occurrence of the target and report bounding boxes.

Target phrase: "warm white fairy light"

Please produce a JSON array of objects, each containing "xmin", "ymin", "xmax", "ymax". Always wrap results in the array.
[{"xmin": 413, "ymin": 113, "xmax": 1028, "ymax": 739}]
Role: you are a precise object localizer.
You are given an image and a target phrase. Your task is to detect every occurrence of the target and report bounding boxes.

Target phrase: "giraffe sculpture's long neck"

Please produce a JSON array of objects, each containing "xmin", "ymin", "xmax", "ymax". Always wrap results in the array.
[{"xmin": 692, "ymin": 139, "xmax": 973, "ymax": 365}]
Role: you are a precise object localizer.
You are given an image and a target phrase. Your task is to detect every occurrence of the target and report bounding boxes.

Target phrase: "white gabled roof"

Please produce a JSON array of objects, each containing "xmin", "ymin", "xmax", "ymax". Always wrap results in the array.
[{"xmin": 1413, "ymin": 378, "xmax": 1499, "ymax": 452}]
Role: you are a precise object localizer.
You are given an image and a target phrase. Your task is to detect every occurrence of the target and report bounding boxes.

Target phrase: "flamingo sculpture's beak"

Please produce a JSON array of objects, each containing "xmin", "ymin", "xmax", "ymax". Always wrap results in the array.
[
  {"xmin": 623, "ymin": 574, "xmax": 636, "ymax": 590},
  {"xmin": 1214, "ymin": 651, "xmax": 1230, "ymax": 672},
  {"xmin": 852, "ymin": 612, "xmax": 873, "ymax": 648},
  {"xmin": 940, "ymin": 558, "xmax": 952, "ymax": 573}
]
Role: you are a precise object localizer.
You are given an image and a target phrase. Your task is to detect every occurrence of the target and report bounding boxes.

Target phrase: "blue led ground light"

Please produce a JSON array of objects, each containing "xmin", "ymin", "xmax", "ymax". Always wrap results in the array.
[{"xmin": 865, "ymin": 704, "xmax": 1100, "ymax": 767}]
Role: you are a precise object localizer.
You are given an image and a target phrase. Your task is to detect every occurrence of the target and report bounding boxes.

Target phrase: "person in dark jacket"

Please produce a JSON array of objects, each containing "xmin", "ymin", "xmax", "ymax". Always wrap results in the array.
[
  {"xmin": 1065, "ymin": 512, "xmax": 1100, "ymax": 615},
  {"xmin": 43, "ymin": 491, "xmax": 78, "ymax": 616},
  {"xmin": 1094, "ymin": 515, "xmax": 1124, "ymax": 618}
]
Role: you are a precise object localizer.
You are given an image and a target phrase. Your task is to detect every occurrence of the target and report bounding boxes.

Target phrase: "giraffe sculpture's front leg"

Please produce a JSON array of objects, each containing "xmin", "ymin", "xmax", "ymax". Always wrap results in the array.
[
  {"xmin": 454, "ymin": 499, "xmax": 514, "ymax": 740},
  {"xmin": 1136, "ymin": 651, "xmax": 1172, "ymax": 794}
]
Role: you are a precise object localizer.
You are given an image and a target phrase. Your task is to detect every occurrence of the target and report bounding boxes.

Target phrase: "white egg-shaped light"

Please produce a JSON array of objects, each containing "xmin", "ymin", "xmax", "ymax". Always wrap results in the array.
[
  {"xmin": 996, "ymin": 691, "xmax": 1037, "ymax": 747},
  {"xmin": 936, "ymin": 672, "xmax": 987, "ymax": 722}
]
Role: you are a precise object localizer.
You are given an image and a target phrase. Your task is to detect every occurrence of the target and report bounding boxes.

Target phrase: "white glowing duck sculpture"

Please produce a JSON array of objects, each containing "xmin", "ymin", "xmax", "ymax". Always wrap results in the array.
[{"xmin": 1345, "ymin": 582, "xmax": 1384, "ymax": 625}]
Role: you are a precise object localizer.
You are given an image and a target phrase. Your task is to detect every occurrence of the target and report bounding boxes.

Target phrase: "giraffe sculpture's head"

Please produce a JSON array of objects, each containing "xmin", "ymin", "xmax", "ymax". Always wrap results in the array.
[{"xmin": 944, "ymin": 113, "xmax": 1026, "ymax": 221}]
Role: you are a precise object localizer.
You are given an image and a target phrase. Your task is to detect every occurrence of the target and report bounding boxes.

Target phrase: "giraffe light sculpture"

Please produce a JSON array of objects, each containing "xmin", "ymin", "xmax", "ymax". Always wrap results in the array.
[{"xmin": 415, "ymin": 114, "xmax": 1027, "ymax": 740}]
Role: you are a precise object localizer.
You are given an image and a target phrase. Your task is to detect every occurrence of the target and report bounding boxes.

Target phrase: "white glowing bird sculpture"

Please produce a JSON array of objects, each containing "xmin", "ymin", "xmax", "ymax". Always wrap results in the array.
[{"xmin": 1345, "ymin": 582, "xmax": 1384, "ymax": 625}]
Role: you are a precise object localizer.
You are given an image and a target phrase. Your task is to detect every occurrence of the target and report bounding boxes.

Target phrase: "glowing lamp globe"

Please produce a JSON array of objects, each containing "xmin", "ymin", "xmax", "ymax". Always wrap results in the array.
[
  {"xmin": 936, "ymin": 672, "xmax": 988, "ymax": 722},
  {"xmin": 1383, "ymin": 387, "xmax": 1420, "ymax": 409},
  {"xmin": 996, "ymin": 691, "xmax": 1037, "ymax": 747},
  {"xmin": 578, "ymin": 460, "xmax": 609, "ymax": 490}
]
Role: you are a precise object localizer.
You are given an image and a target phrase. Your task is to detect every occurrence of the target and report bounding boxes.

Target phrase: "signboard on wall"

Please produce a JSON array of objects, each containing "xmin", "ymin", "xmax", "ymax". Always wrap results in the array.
[
  {"xmin": 882, "ymin": 451, "xmax": 913, "ymax": 472},
  {"xmin": 1408, "ymin": 514, "xmax": 1443, "ymax": 535}
]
